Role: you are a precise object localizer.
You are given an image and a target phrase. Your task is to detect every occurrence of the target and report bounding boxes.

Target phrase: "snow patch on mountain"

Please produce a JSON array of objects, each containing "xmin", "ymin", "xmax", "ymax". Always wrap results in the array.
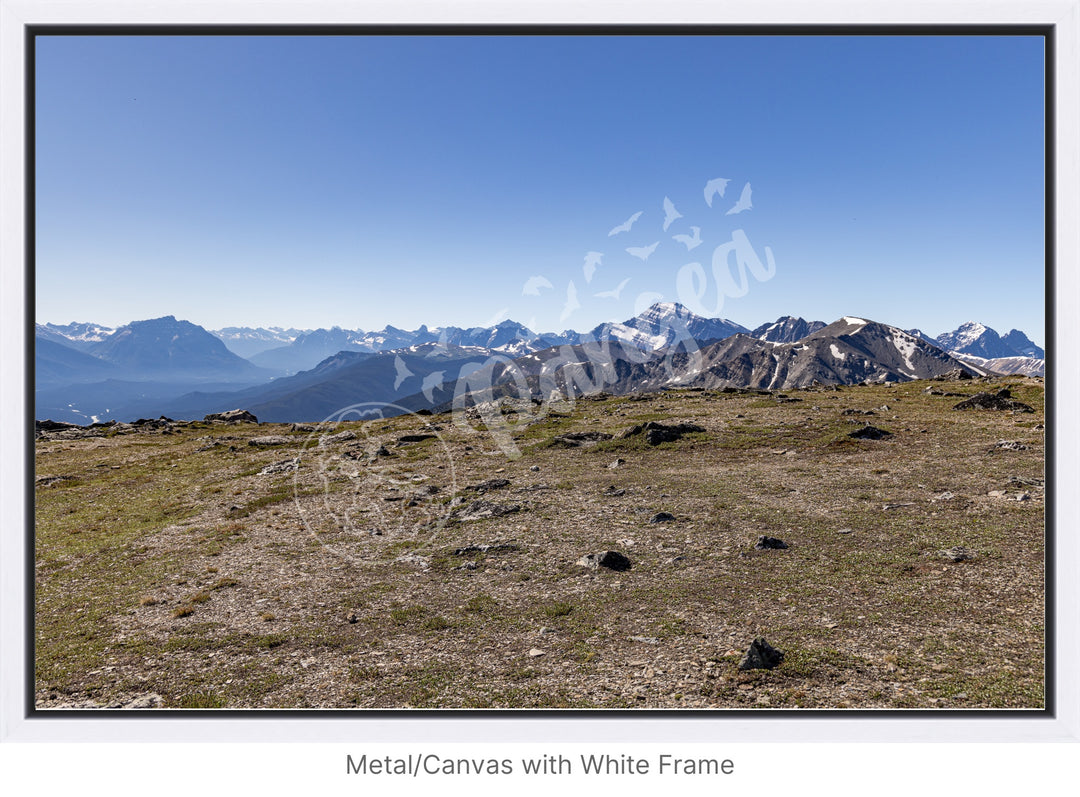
[
  {"xmin": 890, "ymin": 330, "xmax": 918, "ymax": 372},
  {"xmin": 951, "ymin": 352, "xmax": 1044, "ymax": 378},
  {"xmin": 44, "ymin": 322, "xmax": 116, "ymax": 343}
]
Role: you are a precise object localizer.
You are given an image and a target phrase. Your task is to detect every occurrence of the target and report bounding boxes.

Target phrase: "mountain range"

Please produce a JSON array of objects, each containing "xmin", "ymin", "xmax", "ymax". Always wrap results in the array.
[
  {"xmin": 34, "ymin": 306, "xmax": 1044, "ymax": 424},
  {"xmin": 397, "ymin": 315, "xmax": 991, "ymax": 414},
  {"xmin": 243, "ymin": 321, "xmax": 579, "ymax": 375}
]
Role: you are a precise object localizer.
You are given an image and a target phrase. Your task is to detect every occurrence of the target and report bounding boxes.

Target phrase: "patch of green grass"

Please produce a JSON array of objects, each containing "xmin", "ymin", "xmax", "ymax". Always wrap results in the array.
[
  {"xmin": 224, "ymin": 662, "xmax": 292, "ymax": 703},
  {"xmin": 252, "ymin": 633, "xmax": 288, "ymax": 649},
  {"xmin": 516, "ymin": 414, "xmax": 577, "ymax": 441},
  {"xmin": 199, "ymin": 522, "xmax": 246, "ymax": 556},
  {"xmin": 542, "ymin": 601, "xmax": 574, "ymax": 618},
  {"xmin": 350, "ymin": 665, "xmax": 383, "ymax": 681},
  {"xmin": 162, "ymin": 634, "xmax": 216, "ymax": 653},
  {"xmin": 395, "ymin": 662, "xmax": 459, "ymax": 708},
  {"xmin": 774, "ymin": 645, "xmax": 856, "ymax": 679},
  {"xmin": 174, "ymin": 691, "xmax": 228, "ymax": 709},
  {"xmin": 389, "ymin": 604, "xmax": 428, "ymax": 626},
  {"xmin": 233, "ymin": 486, "xmax": 322, "ymax": 518},
  {"xmin": 924, "ymin": 671, "xmax": 1044, "ymax": 708},
  {"xmin": 571, "ymin": 640, "xmax": 598, "ymax": 663},
  {"xmin": 464, "ymin": 594, "xmax": 498, "ymax": 615},
  {"xmin": 654, "ymin": 616, "xmax": 697, "ymax": 638},
  {"xmin": 384, "ymin": 540, "xmax": 422, "ymax": 559},
  {"xmin": 507, "ymin": 666, "xmax": 540, "ymax": 681}
]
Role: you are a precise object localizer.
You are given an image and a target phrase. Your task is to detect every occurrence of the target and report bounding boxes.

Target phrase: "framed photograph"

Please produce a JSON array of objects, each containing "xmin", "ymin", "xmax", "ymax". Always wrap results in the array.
[{"xmin": 2, "ymin": 0, "xmax": 1077, "ymax": 773}]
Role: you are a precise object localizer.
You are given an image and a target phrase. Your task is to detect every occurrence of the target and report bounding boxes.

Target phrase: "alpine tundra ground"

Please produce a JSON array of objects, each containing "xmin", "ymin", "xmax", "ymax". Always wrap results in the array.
[{"xmin": 34, "ymin": 376, "xmax": 1045, "ymax": 709}]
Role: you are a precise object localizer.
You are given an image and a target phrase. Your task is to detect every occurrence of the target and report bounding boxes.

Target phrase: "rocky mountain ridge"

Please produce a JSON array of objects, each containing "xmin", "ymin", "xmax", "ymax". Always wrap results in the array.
[{"xmin": 35, "ymin": 307, "xmax": 1044, "ymax": 423}]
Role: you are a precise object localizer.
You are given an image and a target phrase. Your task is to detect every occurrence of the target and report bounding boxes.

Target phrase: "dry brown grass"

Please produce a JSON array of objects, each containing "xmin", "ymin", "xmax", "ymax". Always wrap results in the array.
[{"xmin": 34, "ymin": 377, "xmax": 1045, "ymax": 710}]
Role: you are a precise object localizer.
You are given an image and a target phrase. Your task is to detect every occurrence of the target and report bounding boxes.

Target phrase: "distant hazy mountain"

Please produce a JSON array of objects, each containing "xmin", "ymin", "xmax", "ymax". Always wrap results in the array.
[
  {"xmin": 89, "ymin": 316, "xmax": 269, "ymax": 381},
  {"xmin": 210, "ymin": 326, "xmax": 309, "ymax": 359},
  {"xmin": 752, "ymin": 315, "xmax": 826, "ymax": 343},
  {"xmin": 1000, "ymin": 329, "xmax": 1044, "ymax": 359},
  {"xmin": 157, "ymin": 343, "xmax": 495, "ymax": 422},
  {"xmin": 35, "ymin": 316, "xmax": 277, "ymax": 422},
  {"xmin": 249, "ymin": 327, "xmax": 372, "ymax": 374},
  {"xmin": 442, "ymin": 320, "xmax": 533, "ymax": 352},
  {"xmin": 35, "ymin": 337, "xmax": 119, "ymax": 387},
  {"xmin": 35, "ymin": 323, "xmax": 80, "ymax": 350},
  {"xmin": 249, "ymin": 320, "xmax": 583, "ymax": 375},
  {"xmin": 36, "ymin": 321, "xmax": 116, "ymax": 353},
  {"xmin": 46, "ymin": 321, "xmax": 115, "ymax": 340}
]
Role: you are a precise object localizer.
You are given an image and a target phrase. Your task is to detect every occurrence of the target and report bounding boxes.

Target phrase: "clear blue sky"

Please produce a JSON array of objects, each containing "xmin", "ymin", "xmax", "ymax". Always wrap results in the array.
[{"xmin": 35, "ymin": 34, "xmax": 1046, "ymax": 342}]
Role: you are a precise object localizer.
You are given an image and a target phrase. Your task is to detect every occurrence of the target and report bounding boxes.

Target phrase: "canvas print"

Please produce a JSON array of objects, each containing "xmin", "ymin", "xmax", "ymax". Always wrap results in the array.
[{"xmin": 33, "ymin": 33, "xmax": 1046, "ymax": 710}]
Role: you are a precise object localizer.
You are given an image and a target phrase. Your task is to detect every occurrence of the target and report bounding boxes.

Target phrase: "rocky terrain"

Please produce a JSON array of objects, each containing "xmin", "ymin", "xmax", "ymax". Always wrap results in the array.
[{"xmin": 34, "ymin": 373, "xmax": 1045, "ymax": 710}]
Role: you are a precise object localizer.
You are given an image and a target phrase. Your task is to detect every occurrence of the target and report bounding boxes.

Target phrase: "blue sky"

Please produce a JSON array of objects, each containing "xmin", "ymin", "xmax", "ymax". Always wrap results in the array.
[{"xmin": 35, "ymin": 34, "xmax": 1046, "ymax": 342}]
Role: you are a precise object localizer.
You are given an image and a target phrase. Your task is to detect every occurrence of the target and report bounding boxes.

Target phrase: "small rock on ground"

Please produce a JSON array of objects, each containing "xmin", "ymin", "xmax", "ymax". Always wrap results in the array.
[
  {"xmin": 754, "ymin": 535, "xmax": 788, "ymax": 550},
  {"xmin": 452, "ymin": 501, "xmax": 521, "ymax": 522},
  {"xmin": 248, "ymin": 435, "xmax": 290, "ymax": 447},
  {"xmin": 848, "ymin": 425, "xmax": 892, "ymax": 440},
  {"xmin": 953, "ymin": 390, "xmax": 1034, "ymax": 413},
  {"xmin": 738, "ymin": 638, "xmax": 785, "ymax": 670},
  {"xmin": 576, "ymin": 550, "xmax": 632, "ymax": 572},
  {"xmin": 941, "ymin": 546, "xmax": 975, "ymax": 562}
]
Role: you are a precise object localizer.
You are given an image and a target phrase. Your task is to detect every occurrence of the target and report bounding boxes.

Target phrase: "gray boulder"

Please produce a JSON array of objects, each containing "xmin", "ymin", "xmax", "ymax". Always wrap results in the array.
[
  {"xmin": 576, "ymin": 550, "xmax": 632, "ymax": 572},
  {"xmin": 205, "ymin": 409, "xmax": 258, "ymax": 423}
]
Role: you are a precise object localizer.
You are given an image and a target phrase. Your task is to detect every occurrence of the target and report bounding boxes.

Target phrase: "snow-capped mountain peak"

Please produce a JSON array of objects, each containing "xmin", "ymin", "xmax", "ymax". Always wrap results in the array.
[
  {"xmin": 751, "ymin": 315, "xmax": 827, "ymax": 343},
  {"xmin": 588, "ymin": 302, "xmax": 748, "ymax": 350},
  {"xmin": 935, "ymin": 321, "xmax": 1043, "ymax": 360}
]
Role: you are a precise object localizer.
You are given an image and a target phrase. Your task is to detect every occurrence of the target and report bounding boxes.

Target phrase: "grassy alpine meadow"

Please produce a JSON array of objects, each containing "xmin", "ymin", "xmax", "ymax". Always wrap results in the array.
[{"xmin": 34, "ymin": 376, "xmax": 1045, "ymax": 709}]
